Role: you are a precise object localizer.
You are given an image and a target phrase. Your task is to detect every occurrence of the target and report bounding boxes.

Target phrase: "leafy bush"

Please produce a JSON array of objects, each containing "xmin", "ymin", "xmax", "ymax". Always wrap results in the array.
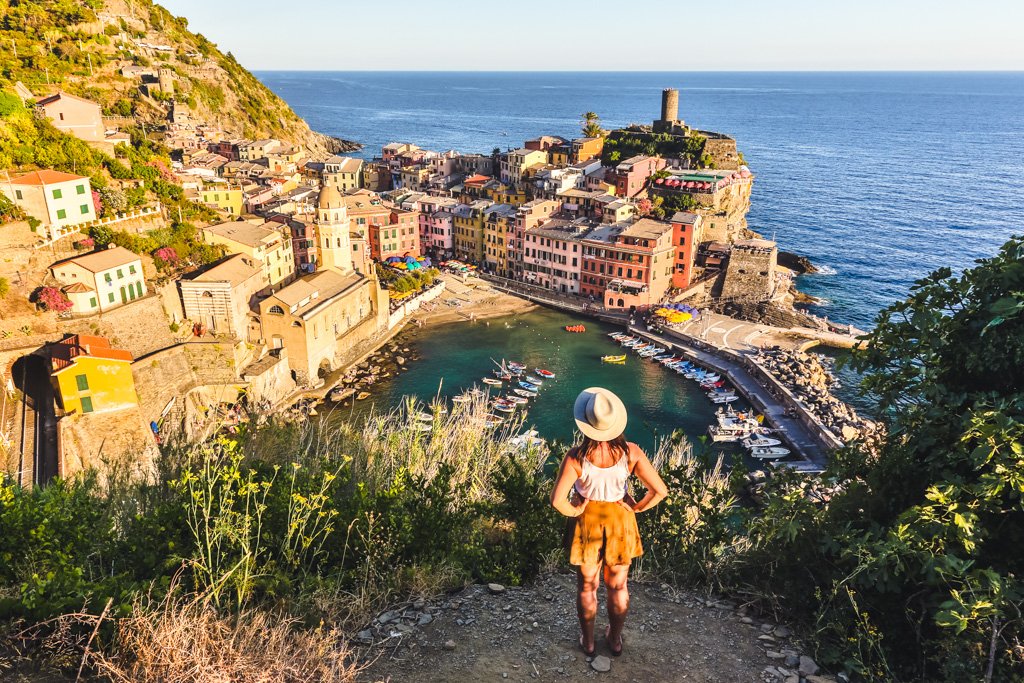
[{"xmin": 32, "ymin": 286, "xmax": 72, "ymax": 312}]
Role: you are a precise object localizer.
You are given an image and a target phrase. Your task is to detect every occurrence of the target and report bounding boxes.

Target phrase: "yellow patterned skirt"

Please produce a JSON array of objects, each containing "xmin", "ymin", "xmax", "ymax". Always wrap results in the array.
[{"xmin": 565, "ymin": 501, "xmax": 644, "ymax": 567}]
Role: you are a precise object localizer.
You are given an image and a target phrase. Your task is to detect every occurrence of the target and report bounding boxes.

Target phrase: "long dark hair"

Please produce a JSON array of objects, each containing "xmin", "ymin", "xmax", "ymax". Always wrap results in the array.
[{"xmin": 571, "ymin": 434, "xmax": 629, "ymax": 462}]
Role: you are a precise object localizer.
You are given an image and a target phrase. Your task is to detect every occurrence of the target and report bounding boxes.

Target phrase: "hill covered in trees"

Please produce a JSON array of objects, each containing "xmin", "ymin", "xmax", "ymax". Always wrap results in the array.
[{"xmin": 0, "ymin": 0, "xmax": 357, "ymax": 153}]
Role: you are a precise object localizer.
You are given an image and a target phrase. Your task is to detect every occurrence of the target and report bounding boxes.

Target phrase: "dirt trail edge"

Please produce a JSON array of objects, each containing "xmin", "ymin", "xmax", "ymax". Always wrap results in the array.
[{"xmin": 360, "ymin": 573, "xmax": 832, "ymax": 683}]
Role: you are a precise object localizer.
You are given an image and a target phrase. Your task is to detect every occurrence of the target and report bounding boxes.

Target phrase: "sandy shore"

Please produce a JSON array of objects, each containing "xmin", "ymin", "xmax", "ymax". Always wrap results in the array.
[{"xmin": 410, "ymin": 275, "xmax": 538, "ymax": 328}]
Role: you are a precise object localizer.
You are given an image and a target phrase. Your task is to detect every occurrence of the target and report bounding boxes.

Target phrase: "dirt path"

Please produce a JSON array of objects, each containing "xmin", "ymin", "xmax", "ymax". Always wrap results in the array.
[{"xmin": 361, "ymin": 573, "xmax": 822, "ymax": 683}]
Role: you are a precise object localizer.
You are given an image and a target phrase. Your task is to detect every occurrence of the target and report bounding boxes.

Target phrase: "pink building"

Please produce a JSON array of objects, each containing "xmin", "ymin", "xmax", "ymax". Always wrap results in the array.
[
  {"xmin": 606, "ymin": 155, "xmax": 665, "ymax": 198},
  {"xmin": 511, "ymin": 199, "xmax": 560, "ymax": 278},
  {"xmin": 522, "ymin": 219, "xmax": 587, "ymax": 295}
]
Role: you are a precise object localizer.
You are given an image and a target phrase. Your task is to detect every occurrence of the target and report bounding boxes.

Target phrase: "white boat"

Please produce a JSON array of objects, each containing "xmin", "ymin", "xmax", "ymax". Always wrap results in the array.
[
  {"xmin": 743, "ymin": 434, "xmax": 782, "ymax": 449},
  {"xmin": 505, "ymin": 395, "xmax": 529, "ymax": 405},
  {"xmin": 509, "ymin": 429, "xmax": 545, "ymax": 450},
  {"xmin": 451, "ymin": 394, "xmax": 471, "ymax": 403},
  {"xmin": 526, "ymin": 376, "xmax": 544, "ymax": 386},
  {"xmin": 414, "ymin": 411, "xmax": 434, "ymax": 422},
  {"xmin": 491, "ymin": 403, "xmax": 516, "ymax": 413},
  {"xmin": 702, "ymin": 373, "xmax": 722, "ymax": 383},
  {"xmin": 750, "ymin": 446, "xmax": 791, "ymax": 460},
  {"xmin": 513, "ymin": 389, "xmax": 535, "ymax": 398},
  {"xmin": 482, "ymin": 377, "xmax": 503, "ymax": 386},
  {"xmin": 710, "ymin": 395, "xmax": 739, "ymax": 404},
  {"xmin": 413, "ymin": 423, "xmax": 432, "ymax": 433}
]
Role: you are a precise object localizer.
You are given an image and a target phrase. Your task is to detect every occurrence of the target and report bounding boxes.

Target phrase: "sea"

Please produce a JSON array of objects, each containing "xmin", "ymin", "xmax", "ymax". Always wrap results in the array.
[
  {"xmin": 257, "ymin": 71, "xmax": 1024, "ymax": 330},
  {"xmin": 257, "ymin": 72, "xmax": 1024, "ymax": 443}
]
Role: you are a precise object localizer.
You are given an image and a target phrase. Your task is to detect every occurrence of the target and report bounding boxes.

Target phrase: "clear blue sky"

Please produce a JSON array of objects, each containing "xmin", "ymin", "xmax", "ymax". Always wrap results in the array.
[{"xmin": 156, "ymin": 0, "xmax": 1024, "ymax": 71}]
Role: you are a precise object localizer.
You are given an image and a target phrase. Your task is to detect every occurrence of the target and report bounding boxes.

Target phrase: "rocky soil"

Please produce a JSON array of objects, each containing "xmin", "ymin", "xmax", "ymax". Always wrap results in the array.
[{"xmin": 360, "ymin": 573, "xmax": 840, "ymax": 683}]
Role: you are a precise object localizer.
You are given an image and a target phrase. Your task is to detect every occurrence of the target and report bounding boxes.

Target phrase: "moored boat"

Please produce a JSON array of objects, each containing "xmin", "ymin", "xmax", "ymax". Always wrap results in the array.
[
  {"xmin": 526, "ymin": 376, "xmax": 544, "ymax": 386},
  {"xmin": 750, "ymin": 446, "xmax": 791, "ymax": 459},
  {"xmin": 518, "ymin": 382, "xmax": 539, "ymax": 393},
  {"xmin": 513, "ymin": 388, "xmax": 536, "ymax": 398},
  {"xmin": 482, "ymin": 377, "xmax": 503, "ymax": 386},
  {"xmin": 742, "ymin": 434, "xmax": 782, "ymax": 449},
  {"xmin": 601, "ymin": 354, "xmax": 627, "ymax": 363},
  {"xmin": 535, "ymin": 368, "xmax": 555, "ymax": 378}
]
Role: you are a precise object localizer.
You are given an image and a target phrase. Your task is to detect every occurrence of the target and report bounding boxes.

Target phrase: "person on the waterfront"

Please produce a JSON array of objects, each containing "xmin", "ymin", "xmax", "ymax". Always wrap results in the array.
[{"xmin": 550, "ymin": 388, "xmax": 668, "ymax": 657}]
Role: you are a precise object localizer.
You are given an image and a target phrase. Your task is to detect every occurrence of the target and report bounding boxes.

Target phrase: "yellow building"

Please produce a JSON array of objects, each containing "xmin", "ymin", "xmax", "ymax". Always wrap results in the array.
[
  {"xmin": 500, "ymin": 148, "xmax": 548, "ymax": 185},
  {"xmin": 202, "ymin": 220, "xmax": 295, "ymax": 292},
  {"xmin": 483, "ymin": 204, "xmax": 517, "ymax": 276},
  {"xmin": 452, "ymin": 200, "xmax": 490, "ymax": 262},
  {"xmin": 571, "ymin": 137, "xmax": 604, "ymax": 163},
  {"xmin": 50, "ymin": 335, "xmax": 137, "ymax": 415},
  {"xmin": 196, "ymin": 185, "xmax": 244, "ymax": 216},
  {"xmin": 486, "ymin": 181, "xmax": 528, "ymax": 207}
]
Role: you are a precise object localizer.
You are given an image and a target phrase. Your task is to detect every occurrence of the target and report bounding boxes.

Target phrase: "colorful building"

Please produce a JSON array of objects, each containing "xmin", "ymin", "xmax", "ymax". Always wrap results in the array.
[
  {"xmin": 50, "ymin": 246, "xmax": 146, "ymax": 315},
  {"xmin": 482, "ymin": 204, "xmax": 517, "ymax": 276},
  {"xmin": 323, "ymin": 156, "xmax": 364, "ymax": 193},
  {"xmin": 369, "ymin": 208, "xmax": 420, "ymax": 262},
  {"xmin": 194, "ymin": 184, "xmax": 244, "ymax": 216},
  {"xmin": 522, "ymin": 219, "xmax": 588, "ymax": 294},
  {"xmin": 580, "ymin": 218, "xmax": 675, "ymax": 311},
  {"xmin": 606, "ymin": 155, "xmax": 665, "ymax": 198},
  {"xmin": 50, "ymin": 335, "xmax": 137, "ymax": 415},
  {"xmin": 669, "ymin": 211, "xmax": 702, "ymax": 289},
  {"xmin": 202, "ymin": 220, "xmax": 295, "ymax": 291},
  {"xmin": 2, "ymin": 170, "xmax": 97, "ymax": 242},
  {"xmin": 510, "ymin": 199, "xmax": 560, "ymax": 278},
  {"xmin": 570, "ymin": 137, "xmax": 604, "ymax": 163},
  {"xmin": 500, "ymin": 148, "xmax": 548, "ymax": 185},
  {"xmin": 452, "ymin": 200, "xmax": 490, "ymax": 263}
]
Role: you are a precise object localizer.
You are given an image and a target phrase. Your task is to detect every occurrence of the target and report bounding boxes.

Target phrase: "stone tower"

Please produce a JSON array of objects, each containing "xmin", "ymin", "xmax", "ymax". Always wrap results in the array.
[
  {"xmin": 654, "ymin": 88, "xmax": 684, "ymax": 133},
  {"xmin": 316, "ymin": 185, "xmax": 353, "ymax": 274},
  {"xmin": 661, "ymin": 88, "xmax": 679, "ymax": 123}
]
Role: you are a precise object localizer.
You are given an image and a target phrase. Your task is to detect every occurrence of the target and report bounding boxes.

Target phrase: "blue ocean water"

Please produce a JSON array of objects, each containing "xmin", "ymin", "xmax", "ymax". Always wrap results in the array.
[{"xmin": 256, "ymin": 71, "xmax": 1024, "ymax": 329}]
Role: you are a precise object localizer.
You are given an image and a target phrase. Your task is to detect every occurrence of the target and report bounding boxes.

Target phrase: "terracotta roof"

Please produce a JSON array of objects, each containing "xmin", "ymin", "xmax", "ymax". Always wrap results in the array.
[
  {"xmin": 11, "ymin": 170, "xmax": 86, "ymax": 186},
  {"xmin": 61, "ymin": 282, "xmax": 94, "ymax": 293},
  {"xmin": 54, "ymin": 246, "xmax": 140, "ymax": 274},
  {"xmin": 51, "ymin": 334, "xmax": 133, "ymax": 372}
]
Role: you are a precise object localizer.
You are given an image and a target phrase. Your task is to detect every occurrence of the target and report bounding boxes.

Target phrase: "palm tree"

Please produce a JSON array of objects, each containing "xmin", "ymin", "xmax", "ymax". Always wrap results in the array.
[{"xmin": 580, "ymin": 112, "xmax": 603, "ymax": 138}]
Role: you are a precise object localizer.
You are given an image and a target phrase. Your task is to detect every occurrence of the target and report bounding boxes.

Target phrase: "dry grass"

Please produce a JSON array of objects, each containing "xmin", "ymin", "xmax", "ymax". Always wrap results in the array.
[{"xmin": 83, "ymin": 593, "xmax": 361, "ymax": 683}]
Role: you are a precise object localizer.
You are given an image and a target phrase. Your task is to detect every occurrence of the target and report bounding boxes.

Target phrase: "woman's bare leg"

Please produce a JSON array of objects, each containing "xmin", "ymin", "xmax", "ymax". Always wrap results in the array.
[
  {"xmin": 604, "ymin": 563, "xmax": 630, "ymax": 652},
  {"xmin": 577, "ymin": 563, "xmax": 601, "ymax": 653}
]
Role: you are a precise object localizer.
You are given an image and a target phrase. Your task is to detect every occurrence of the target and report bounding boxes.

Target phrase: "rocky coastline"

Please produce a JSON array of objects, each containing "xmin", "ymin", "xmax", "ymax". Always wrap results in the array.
[{"xmin": 753, "ymin": 348, "xmax": 876, "ymax": 443}]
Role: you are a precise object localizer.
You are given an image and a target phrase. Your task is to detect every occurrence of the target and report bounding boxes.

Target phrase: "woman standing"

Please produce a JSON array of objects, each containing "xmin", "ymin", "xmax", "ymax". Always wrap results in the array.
[{"xmin": 551, "ymin": 387, "xmax": 668, "ymax": 657}]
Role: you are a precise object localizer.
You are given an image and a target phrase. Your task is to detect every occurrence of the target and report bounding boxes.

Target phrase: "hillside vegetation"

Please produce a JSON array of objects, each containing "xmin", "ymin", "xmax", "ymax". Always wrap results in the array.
[{"xmin": 0, "ymin": 0, "xmax": 356, "ymax": 153}]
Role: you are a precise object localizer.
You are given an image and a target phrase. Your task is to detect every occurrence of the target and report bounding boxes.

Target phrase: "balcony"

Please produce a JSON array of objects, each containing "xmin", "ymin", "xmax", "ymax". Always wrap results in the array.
[{"xmin": 606, "ymin": 278, "xmax": 648, "ymax": 295}]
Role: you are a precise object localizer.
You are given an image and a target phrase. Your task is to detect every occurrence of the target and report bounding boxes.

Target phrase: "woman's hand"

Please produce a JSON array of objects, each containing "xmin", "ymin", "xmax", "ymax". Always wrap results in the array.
[
  {"xmin": 569, "ymin": 488, "xmax": 590, "ymax": 517},
  {"xmin": 618, "ymin": 492, "xmax": 638, "ymax": 513}
]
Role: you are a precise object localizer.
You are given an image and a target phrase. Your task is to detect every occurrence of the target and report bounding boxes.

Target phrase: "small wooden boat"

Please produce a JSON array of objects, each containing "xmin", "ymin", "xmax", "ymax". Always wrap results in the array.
[
  {"xmin": 491, "ymin": 403, "xmax": 516, "ymax": 413},
  {"xmin": 492, "ymin": 371, "xmax": 512, "ymax": 381},
  {"xmin": 413, "ymin": 423, "xmax": 432, "ymax": 433},
  {"xmin": 526, "ymin": 376, "xmax": 544, "ymax": 386},
  {"xmin": 513, "ymin": 389, "xmax": 535, "ymax": 398},
  {"xmin": 505, "ymin": 395, "xmax": 529, "ymax": 404},
  {"xmin": 535, "ymin": 369, "xmax": 554, "ymax": 378},
  {"xmin": 356, "ymin": 391, "xmax": 371, "ymax": 401},
  {"xmin": 433, "ymin": 405, "xmax": 449, "ymax": 415},
  {"xmin": 484, "ymin": 414, "xmax": 504, "ymax": 427},
  {"xmin": 750, "ymin": 446, "xmax": 791, "ymax": 460},
  {"xmin": 452, "ymin": 394, "xmax": 471, "ymax": 403},
  {"xmin": 602, "ymin": 354, "xmax": 627, "ymax": 363},
  {"xmin": 482, "ymin": 377, "xmax": 503, "ymax": 386},
  {"xmin": 414, "ymin": 411, "xmax": 434, "ymax": 422},
  {"xmin": 518, "ymin": 382, "xmax": 539, "ymax": 393}
]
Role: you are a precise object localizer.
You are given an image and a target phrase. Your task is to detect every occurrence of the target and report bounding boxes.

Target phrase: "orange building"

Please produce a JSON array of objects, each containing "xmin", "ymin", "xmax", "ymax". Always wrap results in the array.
[{"xmin": 580, "ymin": 218, "xmax": 675, "ymax": 311}]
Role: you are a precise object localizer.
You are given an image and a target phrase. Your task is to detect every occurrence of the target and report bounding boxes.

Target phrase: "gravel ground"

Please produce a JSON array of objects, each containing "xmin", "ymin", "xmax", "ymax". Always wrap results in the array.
[{"xmin": 360, "ymin": 573, "xmax": 828, "ymax": 683}]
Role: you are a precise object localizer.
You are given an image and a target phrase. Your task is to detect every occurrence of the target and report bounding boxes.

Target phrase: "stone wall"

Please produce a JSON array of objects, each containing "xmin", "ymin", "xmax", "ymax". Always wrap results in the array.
[
  {"xmin": 62, "ymin": 288, "xmax": 178, "ymax": 358},
  {"xmin": 719, "ymin": 244, "xmax": 778, "ymax": 302},
  {"xmin": 701, "ymin": 136, "xmax": 741, "ymax": 170}
]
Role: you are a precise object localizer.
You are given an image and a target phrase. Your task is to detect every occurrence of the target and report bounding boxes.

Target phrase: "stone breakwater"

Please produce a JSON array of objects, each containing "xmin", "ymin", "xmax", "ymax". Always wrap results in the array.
[
  {"xmin": 326, "ymin": 336, "xmax": 421, "ymax": 406},
  {"xmin": 754, "ymin": 348, "xmax": 875, "ymax": 443}
]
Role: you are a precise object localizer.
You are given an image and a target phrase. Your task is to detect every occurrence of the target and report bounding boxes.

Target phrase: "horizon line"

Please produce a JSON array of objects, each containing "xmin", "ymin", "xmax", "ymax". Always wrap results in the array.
[{"xmin": 250, "ymin": 68, "xmax": 1024, "ymax": 74}]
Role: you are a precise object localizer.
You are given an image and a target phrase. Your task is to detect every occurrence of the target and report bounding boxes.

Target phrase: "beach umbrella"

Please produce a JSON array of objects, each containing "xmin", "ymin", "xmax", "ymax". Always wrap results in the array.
[
  {"xmin": 421, "ymin": 257, "xmax": 432, "ymax": 267},
  {"xmin": 386, "ymin": 256, "xmax": 401, "ymax": 263},
  {"xmin": 654, "ymin": 308, "xmax": 671, "ymax": 317}
]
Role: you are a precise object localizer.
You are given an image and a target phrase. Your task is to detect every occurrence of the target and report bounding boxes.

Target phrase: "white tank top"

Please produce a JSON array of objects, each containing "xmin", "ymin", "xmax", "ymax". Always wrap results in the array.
[{"xmin": 574, "ymin": 451, "xmax": 630, "ymax": 502}]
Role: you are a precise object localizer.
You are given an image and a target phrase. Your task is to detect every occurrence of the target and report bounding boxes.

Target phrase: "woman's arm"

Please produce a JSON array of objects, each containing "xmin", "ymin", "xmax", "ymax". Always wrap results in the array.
[
  {"xmin": 626, "ymin": 445, "xmax": 668, "ymax": 513},
  {"xmin": 550, "ymin": 452, "xmax": 587, "ymax": 517}
]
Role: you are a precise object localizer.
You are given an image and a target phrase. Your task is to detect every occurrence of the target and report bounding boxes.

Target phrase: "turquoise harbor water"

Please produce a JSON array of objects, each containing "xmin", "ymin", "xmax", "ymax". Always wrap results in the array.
[{"xmin": 335, "ymin": 308, "xmax": 719, "ymax": 454}]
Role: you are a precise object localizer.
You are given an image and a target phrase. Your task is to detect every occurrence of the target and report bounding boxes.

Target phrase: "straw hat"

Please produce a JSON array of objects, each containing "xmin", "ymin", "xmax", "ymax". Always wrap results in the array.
[{"xmin": 573, "ymin": 387, "xmax": 627, "ymax": 441}]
